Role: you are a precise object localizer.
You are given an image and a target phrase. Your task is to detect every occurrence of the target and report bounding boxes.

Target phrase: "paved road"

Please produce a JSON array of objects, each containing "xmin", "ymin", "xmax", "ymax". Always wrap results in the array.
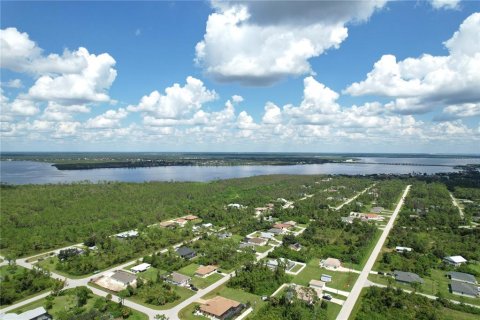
[
  {"xmin": 334, "ymin": 184, "xmax": 376, "ymax": 211},
  {"xmin": 0, "ymin": 292, "xmax": 52, "ymax": 313},
  {"xmin": 336, "ymin": 185, "xmax": 411, "ymax": 320}
]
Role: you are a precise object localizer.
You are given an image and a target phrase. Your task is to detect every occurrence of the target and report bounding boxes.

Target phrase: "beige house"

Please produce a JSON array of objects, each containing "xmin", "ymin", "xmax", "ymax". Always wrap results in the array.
[
  {"xmin": 199, "ymin": 296, "xmax": 243, "ymax": 320},
  {"xmin": 195, "ymin": 265, "xmax": 218, "ymax": 278}
]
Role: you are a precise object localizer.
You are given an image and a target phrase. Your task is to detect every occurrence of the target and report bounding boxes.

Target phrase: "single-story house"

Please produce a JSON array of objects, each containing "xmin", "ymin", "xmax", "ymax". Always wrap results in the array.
[
  {"xmin": 195, "ymin": 265, "xmax": 218, "ymax": 278},
  {"xmin": 395, "ymin": 246, "xmax": 413, "ymax": 253},
  {"xmin": 321, "ymin": 258, "xmax": 341, "ymax": 269},
  {"xmin": 267, "ymin": 258, "xmax": 295, "ymax": 271},
  {"xmin": 443, "ymin": 255, "xmax": 467, "ymax": 267},
  {"xmin": 284, "ymin": 221, "xmax": 297, "ymax": 227},
  {"xmin": 227, "ymin": 203, "xmax": 246, "ymax": 209},
  {"xmin": 217, "ymin": 232, "xmax": 232, "ymax": 239},
  {"xmin": 176, "ymin": 246, "xmax": 196, "ymax": 260},
  {"xmin": 167, "ymin": 272, "xmax": 191, "ymax": 287},
  {"xmin": 268, "ymin": 228, "xmax": 285, "ymax": 235},
  {"xmin": 371, "ymin": 207, "xmax": 384, "ymax": 213},
  {"xmin": 0, "ymin": 307, "xmax": 52, "ymax": 320},
  {"xmin": 183, "ymin": 215, "xmax": 199, "ymax": 221},
  {"xmin": 116, "ymin": 230, "xmax": 139, "ymax": 239},
  {"xmin": 447, "ymin": 271, "xmax": 478, "ymax": 285},
  {"xmin": 394, "ymin": 270, "xmax": 424, "ymax": 284},
  {"xmin": 272, "ymin": 223, "xmax": 292, "ymax": 230},
  {"xmin": 260, "ymin": 232, "xmax": 275, "ymax": 239},
  {"xmin": 93, "ymin": 270, "xmax": 137, "ymax": 292},
  {"xmin": 309, "ymin": 279, "xmax": 326, "ymax": 290},
  {"xmin": 450, "ymin": 280, "xmax": 480, "ymax": 298},
  {"xmin": 362, "ymin": 213, "xmax": 384, "ymax": 221},
  {"xmin": 159, "ymin": 221, "xmax": 176, "ymax": 228},
  {"xmin": 199, "ymin": 296, "xmax": 244, "ymax": 320},
  {"xmin": 247, "ymin": 237, "xmax": 268, "ymax": 246},
  {"xmin": 111, "ymin": 270, "xmax": 137, "ymax": 287},
  {"xmin": 131, "ymin": 263, "xmax": 151, "ymax": 273},
  {"xmin": 289, "ymin": 243, "xmax": 302, "ymax": 251}
]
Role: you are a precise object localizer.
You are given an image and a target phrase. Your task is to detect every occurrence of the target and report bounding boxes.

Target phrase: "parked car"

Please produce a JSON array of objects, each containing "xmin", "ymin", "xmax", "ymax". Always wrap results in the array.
[
  {"xmin": 190, "ymin": 285, "xmax": 198, "ymax": 291},
  {"xmin": 322, "ymin": 294, "xmax": 332, "ymax": 301}
]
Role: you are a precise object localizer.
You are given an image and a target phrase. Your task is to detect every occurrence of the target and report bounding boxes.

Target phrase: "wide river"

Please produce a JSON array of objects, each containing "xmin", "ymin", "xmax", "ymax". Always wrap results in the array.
[{"xmin": 1, "ymin": 157, "xmax": 479, "ymax": 185}]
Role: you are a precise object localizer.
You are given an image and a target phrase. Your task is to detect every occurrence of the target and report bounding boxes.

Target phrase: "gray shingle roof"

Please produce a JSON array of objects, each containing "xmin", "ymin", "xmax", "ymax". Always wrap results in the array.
[
  {"xmin": 448, "ymin": 271, "xmax": 477, "ymax": 284},
  {"xmin": 111, "ymin": 270, "xmax": 136, "ymax": 285},
  {"xmin": 176, "ymin": 246, "xmax": 195, "ymax": 257},
  {"xmin": 450, "ymin": 281, "xmax": 479, "ymax": 297},
  {"xmin": 394, "ymin": 270, "xmax": 424, "ymax": 284}
]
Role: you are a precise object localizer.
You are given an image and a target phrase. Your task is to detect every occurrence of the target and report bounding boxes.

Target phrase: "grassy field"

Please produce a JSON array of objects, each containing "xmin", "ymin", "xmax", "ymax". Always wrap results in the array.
[
  {"xmin": 177, "ymin": 263, "xmax": 200, "ymax": 276},
  {"xmin": 293, "ymin": 259, "xmax": 358, "ymax": 291},
  {"xmin": 326, "ymin": 301, "xmax": 342, "ymax": 320},
  {"xmin": 289, "ymin": 263, "xmax": 304, "ymax": 273},
  {"xmin": 9, "ymin": 287, "xmax": 147, "ymax": 320},
  {"xmin": 255, "ymin": 245, "xmax": 272, "ymax": 253},
  {"xmin": 191, "ymin": 273, "xmax": 224, "ymax": 289}
]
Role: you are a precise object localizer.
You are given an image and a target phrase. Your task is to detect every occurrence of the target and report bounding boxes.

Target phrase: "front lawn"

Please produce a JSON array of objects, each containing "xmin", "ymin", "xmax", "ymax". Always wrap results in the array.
[
  {"xmin": 191, "ymin": 273, "xmax": 224, "ymax": 289},
  {"xmin": 292, "ymin": 259, "xmax": 358, "ymax": 291},
  {"xmin": 9, "ymin": 287, "xmax": 147, "ymax": 320}
]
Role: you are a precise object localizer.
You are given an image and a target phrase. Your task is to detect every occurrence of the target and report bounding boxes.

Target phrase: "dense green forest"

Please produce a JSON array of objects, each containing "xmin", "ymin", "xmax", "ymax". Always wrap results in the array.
[
  {"xmin": 378, "ymin": 181, "xmax": 480, "ymax": 276},
  {"xmin": 0, "ymin": 175, "xmax": 372, "ymax": 257},
  {"xmin": 0, "ymin": 265, "xmax": 62, "ymax": 306},
  {"xmin": 228, "ymin": 261, "xmax": 292, "ymax": 296},
  {"xmin": 50, "ymin": 227, "xmax": 193, "ymax": 276}
]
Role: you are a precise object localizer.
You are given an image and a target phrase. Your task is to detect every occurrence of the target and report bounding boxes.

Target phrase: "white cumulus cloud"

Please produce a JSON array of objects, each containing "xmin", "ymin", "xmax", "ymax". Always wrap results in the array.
[
  {"xmin": 195, "ymin": 1, "xmax": 386, "ymax": 85},
  {"xmin": 344, "ymin": 12, "xmax": 480, "ymax": 115}
]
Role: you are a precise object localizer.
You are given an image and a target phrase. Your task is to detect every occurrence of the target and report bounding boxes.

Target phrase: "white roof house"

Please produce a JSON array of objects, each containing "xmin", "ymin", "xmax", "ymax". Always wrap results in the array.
[
  {"xmin": 131, "ymin": 263, "xmax": 151, "ymax": 273},
  {"xmin": 227, "ymin": 203, "xmax": 246, "ymax": 209},
  {"xmin": 395, "ymin": 246, "xmax": 413, "ymax": 253},
  {"xmin": 444, "ymin": 255, "xmax": 467, "ymax": 266},
  {"xmin": 116, "ymin": 230, "xmax": 139, "ymax": 238},
  {"xmin": 321, "ymin": 258, "xmax": 341, "ymax": 269},
  {"xmin": 260, "ymin": 232, "xmax": 275, "ymax": 239},
  {"xmin": 0, "ymin": 307, "xmax": 51, "ymax": 320}
]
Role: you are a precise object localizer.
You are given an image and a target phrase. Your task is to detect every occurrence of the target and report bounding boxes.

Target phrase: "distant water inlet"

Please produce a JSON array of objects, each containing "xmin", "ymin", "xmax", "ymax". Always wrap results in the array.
[{"xmin": 0, "ymin": 157, "xmax": 479, "ymax": 185}]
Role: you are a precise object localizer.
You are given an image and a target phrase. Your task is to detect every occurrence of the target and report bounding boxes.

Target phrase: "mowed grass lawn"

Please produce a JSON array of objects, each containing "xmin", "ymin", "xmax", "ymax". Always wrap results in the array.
[
  {"xmin": 10, "ymin": 287, "xmax": 147, "ymax": 320},
  {"xmin": 293, "ymin": 259, "xmax": 358, "ymax": 291}
]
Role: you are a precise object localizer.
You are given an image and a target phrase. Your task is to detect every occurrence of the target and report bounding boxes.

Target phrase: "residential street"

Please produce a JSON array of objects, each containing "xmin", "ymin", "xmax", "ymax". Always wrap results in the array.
[{"xmin": 336, "ymin": 185, "xmax": 411, "ymax": 320}]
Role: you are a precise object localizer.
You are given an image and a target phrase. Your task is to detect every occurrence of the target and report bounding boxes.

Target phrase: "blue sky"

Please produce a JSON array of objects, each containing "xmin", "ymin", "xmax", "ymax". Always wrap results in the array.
[{"xmin": 1, "ymin": 0, "xmax": 479, "ymax": 153}]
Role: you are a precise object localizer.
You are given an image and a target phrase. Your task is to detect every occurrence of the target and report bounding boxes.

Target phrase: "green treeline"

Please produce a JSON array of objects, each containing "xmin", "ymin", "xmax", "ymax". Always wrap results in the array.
[
  {"xmin": 0, "ymin": 265, "xmax": 62, "ymax": 306},
  {"xmin": 0, "ymin": 175, "xmax": 373, "ymax": 257},
  {"xmin": 356, "ymin": 286, "xmax": 480, "ymax": 320}
]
